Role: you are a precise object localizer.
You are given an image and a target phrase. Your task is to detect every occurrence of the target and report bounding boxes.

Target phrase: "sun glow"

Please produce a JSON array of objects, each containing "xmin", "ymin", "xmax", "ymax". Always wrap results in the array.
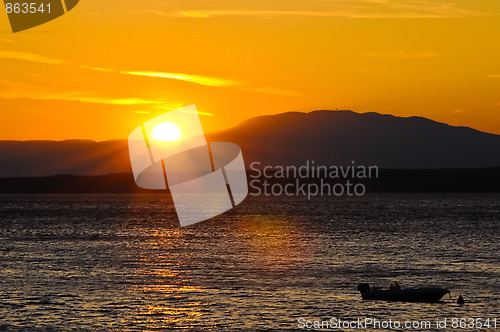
[{"xmin": 151, "ymin": 122, "xmax": 182, "ymax": 141}]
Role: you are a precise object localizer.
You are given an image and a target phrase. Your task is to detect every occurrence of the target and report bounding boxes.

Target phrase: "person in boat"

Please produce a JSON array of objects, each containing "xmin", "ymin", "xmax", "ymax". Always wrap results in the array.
[{"xmin": 389, "ymin": 281, "xmax": 401, "ymax": 291}]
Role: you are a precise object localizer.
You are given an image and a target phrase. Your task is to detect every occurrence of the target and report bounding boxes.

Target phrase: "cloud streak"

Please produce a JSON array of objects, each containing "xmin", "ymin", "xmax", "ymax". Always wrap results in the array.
[
  {"xmin": 120, "ymin": 70, "xmax": 243, "ymax": 87},
  {"xmin": 153, "ymin": 104, "xmax": 215, "ymax": 117},
  {"xmin": 116, "ymin": 69, "xmax": 302, "ymax": 97},
  {"xmin": 0, "ymin": 81, "xmax": 163, "ymax": 105},
  {"xmin": 365, "ymin": 51, "xmax": 440, "ymax": 58},
  {"xmin": 240, "ymin": 86, "xmax": 305, "ymax": 97},
  {"xmin": 78, "ymin": 65, "xmax": 114, "ymax": 72},
  {"xmin": 5, "ymin": 93, "xmax": 163, "ymax": 105},
  {"xmin": 0, "ymin": 50, "xmax": 65, "ymax": 65},
  {"xmin": 1, "ymin": 54, "xmax": 303, "ymax": 100},
  {"xmin": 144, "ymin": 1, "xmax": 491, "ymax": 19}
]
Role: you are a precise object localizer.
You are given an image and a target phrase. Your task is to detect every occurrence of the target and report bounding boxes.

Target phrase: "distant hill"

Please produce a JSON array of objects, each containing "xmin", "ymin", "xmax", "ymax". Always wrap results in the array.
[
  {"xmin": 1, "ymin": 168, "xmax": 500, "ymax": 193},
  {"xmin": 0, "ymin": 139, "xmax": 131, "ymax": 177},
  {"xmin": 1, "ymin": 110, "xmax": 500, "ymax": 178},
  {"xmin": 209, "ymin": 110, "xmax": 500, "ymax": 169}
]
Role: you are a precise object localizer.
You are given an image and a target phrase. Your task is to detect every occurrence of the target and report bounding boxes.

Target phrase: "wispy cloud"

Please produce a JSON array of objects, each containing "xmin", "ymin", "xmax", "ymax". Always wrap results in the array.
[
  {"xmin": 4, "ymin": 93, "xmax": 163, "ymax": 105},
  {"xmin": 169, "ymin": 10, "xmax": 342, "ymax": 19},
  {"xmin": 78, "ymin": 65, "xmax": 243, "ymax": 88},
  {"xmin": 194, "ymin": 111, "xmax": 215, "ymax": 117},
  {"xmin": 241, "ymin": 86, "xmax": 305, "ymax": 97},
  {"xmin": 155, "ymin": 104, "xmax": 215, "ymax": 117},
  {"xmin": 365, "ymin": 51, "xmax": 440, "ymax": 58},
  {"xmin": 0, "ymin": 81, "xmax": 163, "ymax": 105},
  {"xmin": 0, "ymin": 50, "xmax": 65, "ymax": 65},
  {"xmin": 120, "ymin": 70, "xmax": 243, "ymax": 87},
  {"xmin": 78, "ymin": 65, "xmax": 114, "ymax": 72},
  {"xmin": 487, "ymin": 74, "xmax": 500, "ymax": 78},
  {"xmin": 0, "ymin": 51, "xmax": 305, "ymax": 100},
  {"xmin": 118, "ymin": 70, "xmax": 302, "ymax": 98},
  {"xmin": 143, "ymin": 1, "xmax": 490, "ymax": 19}
]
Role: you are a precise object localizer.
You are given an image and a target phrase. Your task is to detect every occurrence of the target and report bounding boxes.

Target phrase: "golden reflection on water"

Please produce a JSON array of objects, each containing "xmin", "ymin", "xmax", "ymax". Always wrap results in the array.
[
  {"xmin": 235, "ymin": 216, "xmax": 314, "ymax": 271},
  {"xmin": 133, "ymin": 305, "xmax": 203, "ymax": 329},
  {"xmin": 128, "ymin": 222, "xmax": 206, "ymax": 329},
  {"xmin": 133, "ymin": 283, "xmax": 204, "ymax": 294},
  {"xmin": 123, "ymin": 196, "xmax": 317, "ymax": 329}
]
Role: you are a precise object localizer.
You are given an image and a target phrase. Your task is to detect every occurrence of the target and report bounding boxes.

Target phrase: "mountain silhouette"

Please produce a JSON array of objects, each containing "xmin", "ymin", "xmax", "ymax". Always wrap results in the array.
[
  {"xmin": 209, "ymin": 110, "xmax": 500, "ymax": 169},
  {"xmin": 1, "ymin": 110, "xmax": 500, "ymax": 178},
  {"xmin": 0, "ymin": 139, "xmax": 131, "ymax": 177}
]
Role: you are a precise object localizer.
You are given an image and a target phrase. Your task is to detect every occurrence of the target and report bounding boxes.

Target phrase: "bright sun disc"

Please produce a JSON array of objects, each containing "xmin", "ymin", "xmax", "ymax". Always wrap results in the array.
[{"xmin": 151, "ymin": 122, "xmax": 182, "ymax": 141}]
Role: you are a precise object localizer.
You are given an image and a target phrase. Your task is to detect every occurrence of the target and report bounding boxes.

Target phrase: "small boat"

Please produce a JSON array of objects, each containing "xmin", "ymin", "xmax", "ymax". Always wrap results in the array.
[{"xmin": 358, "ymin": 282, "xmax": 450, "ymax": 303}]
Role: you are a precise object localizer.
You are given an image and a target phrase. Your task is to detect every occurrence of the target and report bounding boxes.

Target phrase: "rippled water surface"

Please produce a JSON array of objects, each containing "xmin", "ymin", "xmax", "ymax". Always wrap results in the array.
[{"xmin": 0, "ymin": 194, "xmax": 499, "ymax": 331}]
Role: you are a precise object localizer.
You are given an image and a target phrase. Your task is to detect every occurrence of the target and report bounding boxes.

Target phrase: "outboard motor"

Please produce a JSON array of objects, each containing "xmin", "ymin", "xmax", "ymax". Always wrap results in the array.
[{"xmin": 357, "ymin": 283, "xmax": 371, "ymax": 294}]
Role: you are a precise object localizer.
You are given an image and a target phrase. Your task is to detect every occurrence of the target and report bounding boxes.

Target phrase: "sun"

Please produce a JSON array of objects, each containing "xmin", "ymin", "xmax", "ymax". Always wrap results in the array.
[{"xmin": 151, "ymin": 122, "xmax": 182, "ymax": 141}]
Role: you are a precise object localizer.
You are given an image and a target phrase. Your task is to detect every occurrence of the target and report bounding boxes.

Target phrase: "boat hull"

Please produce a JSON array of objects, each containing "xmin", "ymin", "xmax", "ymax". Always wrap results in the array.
[{"xmin": 361, "ymin": 288, "xmax": 450, "ymax": 303}]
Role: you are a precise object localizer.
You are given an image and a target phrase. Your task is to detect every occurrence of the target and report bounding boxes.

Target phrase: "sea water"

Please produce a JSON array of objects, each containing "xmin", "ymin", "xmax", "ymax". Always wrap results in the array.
[{"xmin": 0, "ymin": 194, "xmax": 499, "ymax": 331}]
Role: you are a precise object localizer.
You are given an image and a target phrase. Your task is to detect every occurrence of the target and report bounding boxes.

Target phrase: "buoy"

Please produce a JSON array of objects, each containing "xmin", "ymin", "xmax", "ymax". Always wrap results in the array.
[{"xmin": 457, "ymin": 294, "xmax": 465, "ymax": 304}]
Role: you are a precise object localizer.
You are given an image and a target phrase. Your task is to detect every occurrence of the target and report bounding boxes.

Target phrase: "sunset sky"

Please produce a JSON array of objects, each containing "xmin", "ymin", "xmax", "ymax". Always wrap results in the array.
[{"xmin": 1, "ymin": 0, "xmax": 500, "ymax": 140}]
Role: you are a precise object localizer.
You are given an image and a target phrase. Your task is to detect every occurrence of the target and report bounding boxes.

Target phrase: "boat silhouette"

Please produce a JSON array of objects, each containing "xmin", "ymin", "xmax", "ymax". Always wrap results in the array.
[{"xmin": 358, "ymin": 282, "xmax": 450, "ymax": 303}]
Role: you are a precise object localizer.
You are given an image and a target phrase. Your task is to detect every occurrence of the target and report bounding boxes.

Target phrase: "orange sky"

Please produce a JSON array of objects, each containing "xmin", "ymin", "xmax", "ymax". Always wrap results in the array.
[{"xmin": 1, "ymin": 0, "xmax": 500, "ymax": 140}]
